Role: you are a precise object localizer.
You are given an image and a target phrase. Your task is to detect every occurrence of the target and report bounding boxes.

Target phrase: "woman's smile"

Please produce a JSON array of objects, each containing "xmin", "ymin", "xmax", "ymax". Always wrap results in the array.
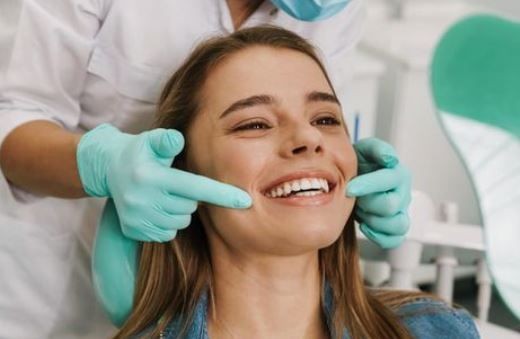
[{"xmin": 260, "ymin": 169, "xmax": 340, "ymax": 207}]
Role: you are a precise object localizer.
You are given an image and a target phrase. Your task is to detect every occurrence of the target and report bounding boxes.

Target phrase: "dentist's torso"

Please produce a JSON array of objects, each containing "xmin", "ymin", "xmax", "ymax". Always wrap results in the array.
[{"xmin": 0, "ymin": 1, "xmax": 363, "ymax": 337}]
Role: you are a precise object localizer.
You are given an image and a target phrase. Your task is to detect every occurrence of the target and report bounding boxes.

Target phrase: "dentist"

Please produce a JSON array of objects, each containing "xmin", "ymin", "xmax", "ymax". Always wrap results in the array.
[{"xmin": 0, "ymin": 0, "xmax": 411, "ymax": 338}]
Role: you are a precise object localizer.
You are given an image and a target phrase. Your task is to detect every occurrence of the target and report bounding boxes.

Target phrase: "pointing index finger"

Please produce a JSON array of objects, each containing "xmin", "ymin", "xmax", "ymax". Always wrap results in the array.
[{"xmin": 162, "ymin": 168, "xmax": 252, "ymax": 209}]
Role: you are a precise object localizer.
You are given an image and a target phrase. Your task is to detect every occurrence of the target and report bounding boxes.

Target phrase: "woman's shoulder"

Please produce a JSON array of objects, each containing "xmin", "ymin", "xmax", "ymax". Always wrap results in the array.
[{"xmin": 395, "ymin": 298, "xmax": 481, "ymax": 339}]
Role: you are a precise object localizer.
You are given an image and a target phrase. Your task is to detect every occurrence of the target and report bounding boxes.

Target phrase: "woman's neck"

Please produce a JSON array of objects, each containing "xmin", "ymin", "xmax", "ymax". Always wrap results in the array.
[{"xmin": 207, "ymin": 249, "xmax": 329, "ymax": 339}]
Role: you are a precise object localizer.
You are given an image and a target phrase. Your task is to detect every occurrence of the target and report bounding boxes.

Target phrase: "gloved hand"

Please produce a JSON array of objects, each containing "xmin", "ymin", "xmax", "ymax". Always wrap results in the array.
[
  {"xmin": 346, "ymin": 138, "xmax": 412, "ymax": 249},
  {"xmin": 77, "ymin": 123, "xmax": 252, "ymax": 242}
]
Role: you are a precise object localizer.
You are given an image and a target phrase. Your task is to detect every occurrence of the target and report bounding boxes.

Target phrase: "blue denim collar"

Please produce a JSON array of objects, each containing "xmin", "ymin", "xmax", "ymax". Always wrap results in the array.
[
  {"xmin": 162, "ymin": 282, "xmax": 347, "ymax": 338},
  {"xmin": 159, "ymin": 286, "xmax": 480, "ymax": 339}
]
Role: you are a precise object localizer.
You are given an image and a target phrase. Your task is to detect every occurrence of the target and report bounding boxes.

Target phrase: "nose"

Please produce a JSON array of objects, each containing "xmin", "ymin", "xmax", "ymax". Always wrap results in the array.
[{"xmin": 280, "ymin": 122, "xmax": 323, "ymax": 158}]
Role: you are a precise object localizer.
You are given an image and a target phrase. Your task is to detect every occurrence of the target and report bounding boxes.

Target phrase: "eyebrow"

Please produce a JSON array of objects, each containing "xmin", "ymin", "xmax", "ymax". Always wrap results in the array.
[
  {"xmin": 219, "ymin": 95, "xmax": 274, "ymax": 119},
  {"xmin": 307, "ymin": 91, "xmax": 341, "ymax": 106},
  {"xmin": 219, "ymin": 91, "xmax": 341, "ymax": 119}
]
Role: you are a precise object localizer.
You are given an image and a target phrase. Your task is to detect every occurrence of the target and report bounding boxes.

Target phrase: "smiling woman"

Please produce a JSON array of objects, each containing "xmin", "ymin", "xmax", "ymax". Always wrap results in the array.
[{"xmin": 115, "ymin": 26, "xmax": 479, "ymax": 339}]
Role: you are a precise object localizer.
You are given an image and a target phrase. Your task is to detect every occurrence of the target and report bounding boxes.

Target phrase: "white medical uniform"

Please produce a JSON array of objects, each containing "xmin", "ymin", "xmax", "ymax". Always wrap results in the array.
[{"xmin": 0, "ymin": 0, "xmax": 364, "ymax": 338}]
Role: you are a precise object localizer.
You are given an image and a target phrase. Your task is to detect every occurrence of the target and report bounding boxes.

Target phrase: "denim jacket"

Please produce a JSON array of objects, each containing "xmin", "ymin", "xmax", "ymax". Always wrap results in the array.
[{"xmin": 155, "ymin": 286, "xmax": 480, "ymax": 339}]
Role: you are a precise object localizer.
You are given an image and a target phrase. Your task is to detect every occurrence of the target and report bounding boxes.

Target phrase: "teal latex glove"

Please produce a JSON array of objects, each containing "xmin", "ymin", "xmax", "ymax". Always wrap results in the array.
[
  {"xmin": 77, "ymin": 123, "xmax": 252, "ymax": 242},
  {"xmin": 347, "ymin": 138, "xmax": 412, "ymax": 249}
]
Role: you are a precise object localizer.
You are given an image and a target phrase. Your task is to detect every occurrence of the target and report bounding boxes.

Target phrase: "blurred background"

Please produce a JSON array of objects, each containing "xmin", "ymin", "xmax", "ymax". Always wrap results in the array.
[
  {"xmin": 350, "ymin": 0, "xmax": 519, "ymax": 234},
  {"xmin": 1, "ymin": 0, "xmax": 519, "ymax": 337},
  {"xmin": 347, "ymin": 0, "xmax": 520, "ymax": 337}
]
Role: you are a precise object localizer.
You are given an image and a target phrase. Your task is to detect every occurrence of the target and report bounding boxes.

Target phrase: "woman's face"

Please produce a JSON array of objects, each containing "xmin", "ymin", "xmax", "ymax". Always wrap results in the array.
[{"xmin": 186, "ymin": 46, "xmax": 357, "ymax": 256}]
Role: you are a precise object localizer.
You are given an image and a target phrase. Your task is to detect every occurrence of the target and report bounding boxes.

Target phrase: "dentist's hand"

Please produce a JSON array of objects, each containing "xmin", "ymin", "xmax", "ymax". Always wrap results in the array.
[
  {"xmin": 77, "ymin": 123, "xmax": 252, "ymax": 242},
  {"xmin": 346, "ymin": 138, "xmax": 412, "ymax": 249}
]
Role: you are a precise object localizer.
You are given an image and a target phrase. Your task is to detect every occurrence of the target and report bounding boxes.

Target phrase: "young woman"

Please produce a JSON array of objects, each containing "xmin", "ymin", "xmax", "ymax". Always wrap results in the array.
[{"xmin": 115, "ymin": 26, "xmax": 479, "ymax": 338}]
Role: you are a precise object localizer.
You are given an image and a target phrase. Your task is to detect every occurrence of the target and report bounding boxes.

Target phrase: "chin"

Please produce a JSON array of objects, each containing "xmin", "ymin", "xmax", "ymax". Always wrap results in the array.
[
  {"xmin": 262, "ymin": 218, "xmax": 347, "ymax": 256},
  {"xmin": 203, "ymin": 204, "xmax": 352, "ymax": 256},
  {"xmin": 298, "ymin": 223, "xmax": 344, "ymax": 248}
]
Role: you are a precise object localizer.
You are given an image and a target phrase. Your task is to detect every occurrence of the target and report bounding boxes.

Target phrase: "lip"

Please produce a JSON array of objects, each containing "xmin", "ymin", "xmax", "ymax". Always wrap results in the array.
[
  {"xmin": 260, "ymin": 169, "xmax": 339, "ymax": 206},
  {"xmin": 261, "ymin": 169, "xmax": 338, "ymax": 194},
  {"xmin": 263, "ymin": 184, "xmax": 338, "ymax": 206}
]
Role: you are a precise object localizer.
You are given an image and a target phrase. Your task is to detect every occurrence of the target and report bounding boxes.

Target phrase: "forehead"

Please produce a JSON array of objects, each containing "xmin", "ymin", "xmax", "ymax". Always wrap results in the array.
[{"xmin": 201, "ymin": 46, "xmax": 333, "ymax": 103}]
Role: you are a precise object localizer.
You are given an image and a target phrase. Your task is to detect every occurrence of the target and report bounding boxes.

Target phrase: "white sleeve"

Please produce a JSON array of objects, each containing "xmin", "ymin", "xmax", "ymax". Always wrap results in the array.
[
  {"xmin": 0, "ymin": 0, "xmax": 105, "ymax": 145},
  {"xmin": 329, "ymin": 0, "xmax": 365, "ymax": 59},
  {"xmin": 0, "ymin": 0, "xmax": 105, "ymax": 201}
]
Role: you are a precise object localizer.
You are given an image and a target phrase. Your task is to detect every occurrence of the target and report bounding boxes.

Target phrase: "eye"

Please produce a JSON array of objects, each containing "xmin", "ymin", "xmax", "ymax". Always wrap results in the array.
[
  {"xmin": 313, "ymin": 115, "xmax": 341, "ymax": 126},
  {"xmin": 233, "ymin": 119, "xmax": 272, "ymax": 132}
]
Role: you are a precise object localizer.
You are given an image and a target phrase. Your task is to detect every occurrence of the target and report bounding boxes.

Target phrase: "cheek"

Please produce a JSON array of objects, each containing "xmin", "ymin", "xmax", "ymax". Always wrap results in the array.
[
  {"xmin": 209, "ymin": 138, "xmax": 271, "ymax": 189},
  {"xmin": 329, "ymin": 137, "xmax": 358, "ymax": 180},
  {"xmin": 330, "ymin": 138, "xmax": 357, "ymax": 223},
  {"xmin": 345, "ymin": 145, "xmax": 358, "ymax": 177}
]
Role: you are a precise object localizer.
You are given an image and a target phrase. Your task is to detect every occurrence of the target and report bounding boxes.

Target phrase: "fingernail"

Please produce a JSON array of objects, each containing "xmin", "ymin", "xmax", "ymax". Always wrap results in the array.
[
  {"xmin": 346, "ymin": 182, "xmax": 363, "ymax": 197},
  {"xmin": 234, "ymin": 192, "xmax": 252, "ymax": 208},
  {"xmin": 382, "ymin": 154, "xmax": 398, "ymax": 167},
  {"xmin": 167, "ymin": 130, "xmax": 184, "ymax": 149}
]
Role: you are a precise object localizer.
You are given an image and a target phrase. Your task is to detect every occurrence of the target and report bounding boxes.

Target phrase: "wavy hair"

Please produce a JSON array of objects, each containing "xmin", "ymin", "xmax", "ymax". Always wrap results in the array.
[{"xmin": 115, "ymin": 26, "xmax": 429, "ymax": 339}]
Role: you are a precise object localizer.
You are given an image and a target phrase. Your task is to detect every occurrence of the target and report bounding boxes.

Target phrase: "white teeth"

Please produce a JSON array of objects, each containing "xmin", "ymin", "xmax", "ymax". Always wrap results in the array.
[
  {"xmin": 266, "ymin": 177, "xmax": 333, "ymax": 198},
  {"xmin": 294, "ymin": 190, "xmax": 321, "ymax": 197},
  {"xmin": 283, "ymin": 182, "xmax": 292, "ymax": 196},
  {"xmin": 300, "ymin": 178, "xmax": 311, "ymax": 190},
  {"xmin": 320, "ymin": 179, "xmax": 329, "ymax": 193}
]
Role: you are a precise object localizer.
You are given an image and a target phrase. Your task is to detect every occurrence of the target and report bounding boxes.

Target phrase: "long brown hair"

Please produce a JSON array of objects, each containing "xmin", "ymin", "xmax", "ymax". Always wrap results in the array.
[{"xmin": 116, "ymin": 26, "xmax": 430, "ymax": 339}]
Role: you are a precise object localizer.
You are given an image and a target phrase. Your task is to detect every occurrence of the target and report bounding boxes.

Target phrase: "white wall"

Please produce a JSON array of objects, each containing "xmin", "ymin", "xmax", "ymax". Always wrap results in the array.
[
  {"xmin": 467, "ymin": 0, "xmax": 520, "ymax": 18},
  {"xmin": 0, "ymin": 0, "xmax": 22, "ymax": 74}
]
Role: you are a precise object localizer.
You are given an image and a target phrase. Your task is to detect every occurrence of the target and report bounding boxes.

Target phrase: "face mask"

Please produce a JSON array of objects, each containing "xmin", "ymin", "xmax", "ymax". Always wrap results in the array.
[{"xmin": 271, "ymin": 0, "xmax": 351, "ymax": 22}]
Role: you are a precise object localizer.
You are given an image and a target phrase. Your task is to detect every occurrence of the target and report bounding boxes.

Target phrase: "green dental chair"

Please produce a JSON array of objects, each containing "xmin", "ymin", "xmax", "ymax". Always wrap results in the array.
[{"xmin": 431, "ymin": 14, "xmax": 520, "ymax": 322}]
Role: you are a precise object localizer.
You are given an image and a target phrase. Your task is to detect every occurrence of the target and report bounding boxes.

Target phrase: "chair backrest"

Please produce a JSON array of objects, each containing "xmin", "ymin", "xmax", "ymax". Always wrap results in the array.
[
  {"xmin": 92, "ymin": 199, "xmax": 137, "ymax": 327},
  {"xmin": 430, "ymin": 14, "xmax": 520, "ymax": 321},
  {"xmin": 431, "ymin": 14, "xmax": 520, "ymax": 138}
]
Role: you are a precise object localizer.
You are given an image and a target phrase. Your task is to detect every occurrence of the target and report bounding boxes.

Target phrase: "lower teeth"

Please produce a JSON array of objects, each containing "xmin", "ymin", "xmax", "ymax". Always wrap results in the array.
[{"xmin": 292, "ymin": 190, "xmax": 322, "ymax": 197}]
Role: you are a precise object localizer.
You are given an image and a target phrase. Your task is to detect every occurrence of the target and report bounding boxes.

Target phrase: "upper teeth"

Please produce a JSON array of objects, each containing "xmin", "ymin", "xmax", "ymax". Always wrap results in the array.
[{"xmin": 266, "ymin": 177, "xmax": 330, "ymax": 198}]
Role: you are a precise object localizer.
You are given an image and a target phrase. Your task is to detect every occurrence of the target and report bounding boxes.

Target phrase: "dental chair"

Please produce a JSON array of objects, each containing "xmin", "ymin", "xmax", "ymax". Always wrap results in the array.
[
  {"xmin": 367, "ymin": 13, "xmax": 520, "ymax": 338},
  {"xmin": 431, "ymin": 13, "xmax": 520, "ymax": 337}
]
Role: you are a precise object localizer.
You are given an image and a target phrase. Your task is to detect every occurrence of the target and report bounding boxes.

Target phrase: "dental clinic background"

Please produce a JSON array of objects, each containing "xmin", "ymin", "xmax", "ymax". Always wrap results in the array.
[{"xmin": 2, "ymin": 0, "xmax": 520, "ymax": 338}]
